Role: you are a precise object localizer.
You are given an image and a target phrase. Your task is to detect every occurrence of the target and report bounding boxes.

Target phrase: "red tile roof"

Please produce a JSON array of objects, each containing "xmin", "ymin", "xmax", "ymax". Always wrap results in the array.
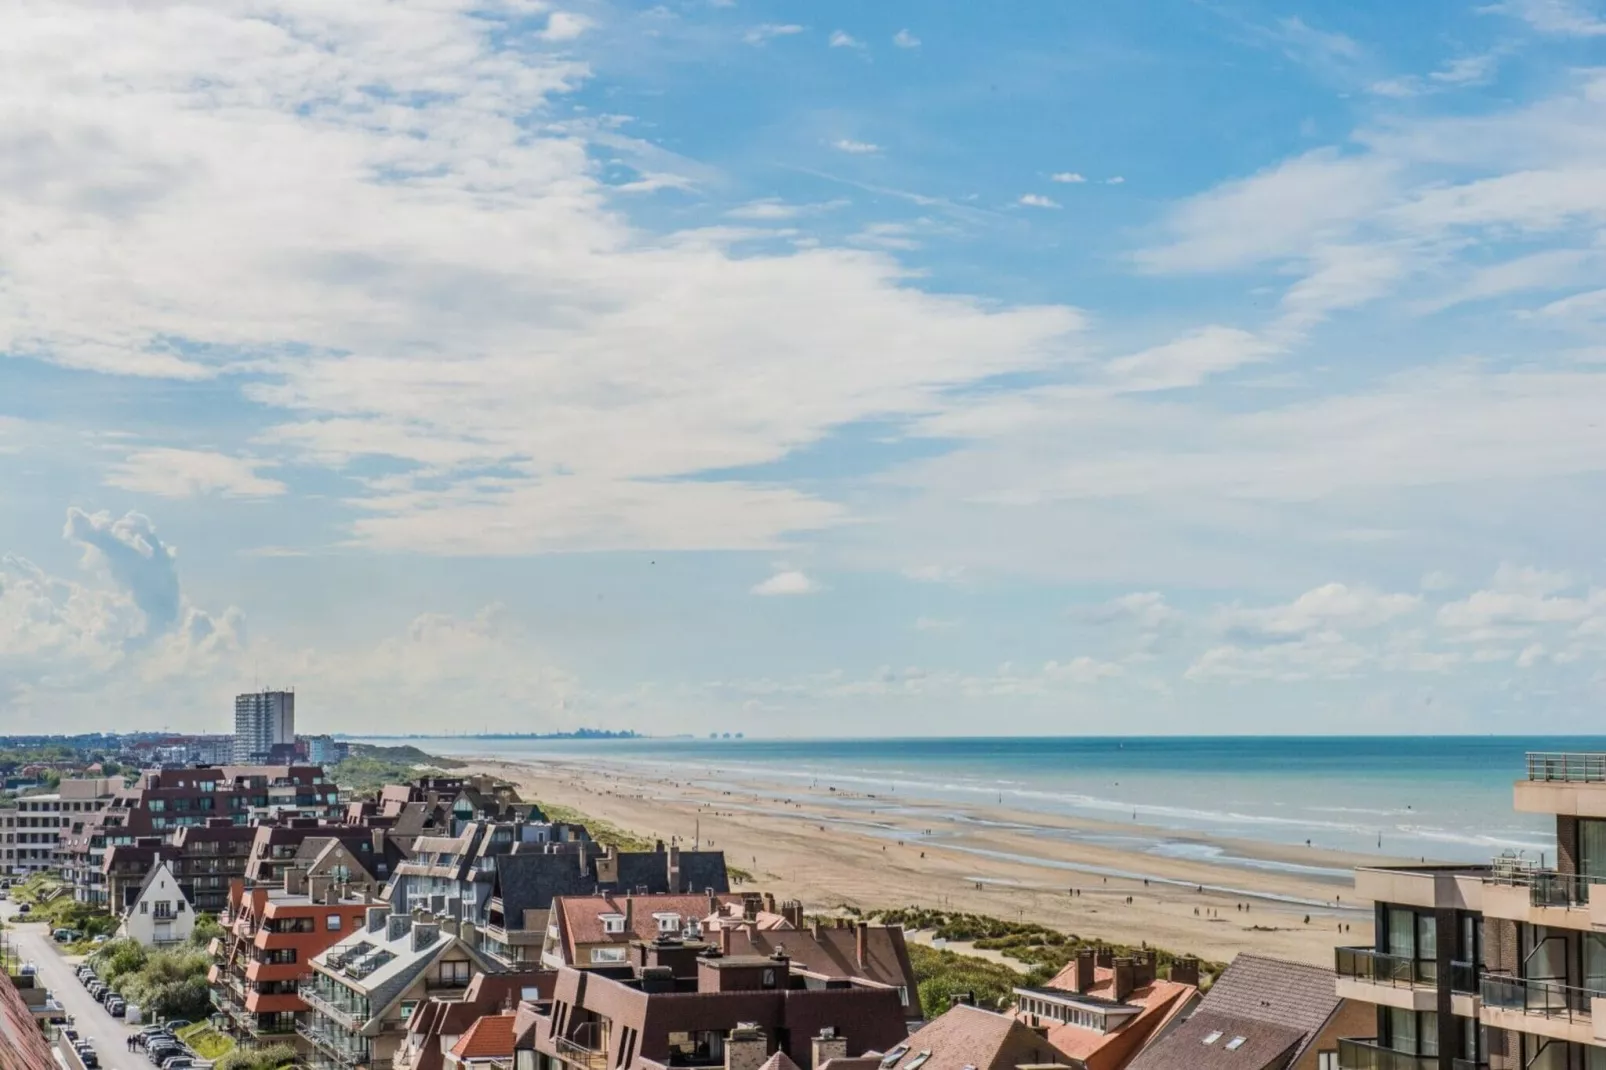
[
  {"xmin": 892, "ymin": 1004, "xmax": 1066, "ymax": 1070},
  {"xmin": 557, "ymin": 893, "xmax": 742, "ymax": 957},
  {"xmin": 0, "ymin": 971, "xmax": 54, "ymax": 1070},
  {"xmin": 1012, "ymin": 963, "xmax": 1198, "ymax": 1070},
  {"xmin": 451, "ymin": 1013, "xmax": 518, "ymax": 1062}
]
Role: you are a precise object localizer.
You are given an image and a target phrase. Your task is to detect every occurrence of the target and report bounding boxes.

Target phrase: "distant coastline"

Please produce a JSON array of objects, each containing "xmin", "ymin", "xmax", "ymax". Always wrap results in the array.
[{"xmin": 335, "ymin": 728, "xmax": 646, "ymax": 741}]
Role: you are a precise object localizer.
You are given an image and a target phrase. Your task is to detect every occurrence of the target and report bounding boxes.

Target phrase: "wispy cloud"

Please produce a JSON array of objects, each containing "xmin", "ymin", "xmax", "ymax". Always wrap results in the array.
[
  {"xmin": 892, "ymin": 29, "xmax": 921, "ymax": 48},
  {"xmin": 1482, "ymin": 0, "xmax": 1606, "ymax": 35},
  {"xmin": 539, "ymin": 12, "xmax": 594, "ymax": 42},
  {"xmin": 834, "ymin": 138, "xmax": 880, "ymax": 154},
  {"xmin": 1019, "ymin": 193, "xmax": 1061, "ymax": 209},
  {"xmin": 752, "ymin": 570, "xmax": 819, "ymax": 596},
  {"xmin": 1370, "ymin": 51, "xmax": 1501, "ymax": 96},
  {"xmin": 829, "ymin": 30, "xmax": 865, "ymax": 49},
  {"xmin": 745, "ymin": 23, "xmax": 805, "ymax": 44},
  {"xmin": 1106, "ymin": 176, "xmax": 1125, "ymax": 185},
  {"xmin": 106, "ymin": 449, "xmax": 287, "ymax": 500},
  {"xmin": 1051, "ymin": 172, "xmax": 1086, "ymax": 184}
]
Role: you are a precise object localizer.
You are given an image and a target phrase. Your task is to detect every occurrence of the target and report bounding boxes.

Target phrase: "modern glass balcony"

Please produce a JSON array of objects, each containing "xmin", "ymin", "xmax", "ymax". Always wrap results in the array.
[
  {"xmin": 1481, "ymin": 974, "xmax": 1600, "ymax": 1022},
  {"xmin": 1337, "ymin": 1038, "xmax": 1434, "ymax": 1070},
  {"xmin": 1527, "ymin": 752, "xmax": 1606, "ymax": 783},
  {"xmin": 1334, "ymin": 948, "xmax": 1478, "ymax": 993}
]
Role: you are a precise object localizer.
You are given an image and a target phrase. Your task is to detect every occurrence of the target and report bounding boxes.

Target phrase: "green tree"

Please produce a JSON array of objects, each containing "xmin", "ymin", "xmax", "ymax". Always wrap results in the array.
[{"xmin": 190, "ymin": 912, "xmax": 224, "ymax": 947}]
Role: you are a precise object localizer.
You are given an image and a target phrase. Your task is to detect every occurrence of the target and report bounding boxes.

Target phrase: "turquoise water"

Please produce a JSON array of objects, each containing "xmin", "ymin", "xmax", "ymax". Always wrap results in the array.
[{"xmin": 387, "ymin": 735, "xmax": 1606, "ymax": 865}]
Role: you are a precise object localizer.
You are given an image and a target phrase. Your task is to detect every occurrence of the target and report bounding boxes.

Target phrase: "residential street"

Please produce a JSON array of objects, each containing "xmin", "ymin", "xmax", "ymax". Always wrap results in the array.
[{"xmin": 2, "ymin": 899, "xmax": 140, "ymax": 1070}]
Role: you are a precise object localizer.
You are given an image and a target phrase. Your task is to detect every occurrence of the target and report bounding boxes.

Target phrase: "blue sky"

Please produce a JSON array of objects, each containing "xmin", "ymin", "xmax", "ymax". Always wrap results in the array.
[{"xmin": 4, "ymin": 0, "xmax": 1606, "ymax": 736}]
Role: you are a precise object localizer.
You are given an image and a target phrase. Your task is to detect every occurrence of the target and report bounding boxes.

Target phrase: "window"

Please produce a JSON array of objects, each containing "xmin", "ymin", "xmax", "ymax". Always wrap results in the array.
[
  {"xmin": 601, "ymin": 913, "xmax": 626, "ymax": 934},
  {"xmin": 904, "ymin": 1053, "xmax": 931, "ymax": 1070},
  {"xmin": 591, "ymin": 947, "xmax": 627, "ymax": 964},
  {"xmin": 438, "ymin": 960, "xmax": 471, "ymax": 985},
  {"xmin": 400, "ymin": 1001, "xmax": 419, "ymax": 1022},
  {"xmin": 1225, "ymin": 1037, "xmax": 1246, "ymax": 1051},
  {"xmin": 327, "ymin": 914, "xmax": 343, "ymax": 932},
  {"xmin": 140, "ymin": 902, "xmax": 148, "ymax": 914},
  {"xmin": 1319, "ymin": 1053, "xmax": 1338, "ymax": 1070},
  {"xmin": 1202, "ymin": 1032, "xmax": 1222, "ymax": 1045}
]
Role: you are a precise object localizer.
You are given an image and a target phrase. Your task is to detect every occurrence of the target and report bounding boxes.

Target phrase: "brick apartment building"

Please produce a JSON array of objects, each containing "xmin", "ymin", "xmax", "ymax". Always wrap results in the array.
[
  {"xmin": 522, "ymin": 937, "xmax": 909, "ymax": 1070},
  {"xmin": 3, "ymin": 778, "xmax": 118, "ymax": 878},
  {"xmin": 61, "ymin": 765, "xmax": 338, "ymax": 906}
]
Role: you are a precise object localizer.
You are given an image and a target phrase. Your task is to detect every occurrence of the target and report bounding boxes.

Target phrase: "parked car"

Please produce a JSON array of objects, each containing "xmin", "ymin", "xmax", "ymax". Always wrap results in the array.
[
  {"xmin": 148, "ymin": 1046, "xmax": 182, "ymax": 1066},
  {"xmin": 52, "ymin": 928, "xmax": 82, "ymax": 943},
  {"xmin": 164, "ymin": 1019, "xmax": 191, "ymax": 1031},
  {"xmin": 60, "ymin": 1029, "xmax": 79, "ymax": 1043},
  {"xmin": 108, "ymin": 1000, "xmax": 127, "ymax": 1018},
  {"xmin": 161, "ymin": 1058, "xmax": 195, "ymax": 1070},
  {"xmin": 80, "ymin": 1053, "xmax": 100, "ymax": 1069},
  {"xmin": 18, "ymin": 962, "xmax": 36, "ymax": 977},
  {"xmin": 92, "ymin": 934, "xmax": 110, "ymax": 944},
  {"xmin": 16, "ymin": 902, "xmax": 30, "ymax": 914}
]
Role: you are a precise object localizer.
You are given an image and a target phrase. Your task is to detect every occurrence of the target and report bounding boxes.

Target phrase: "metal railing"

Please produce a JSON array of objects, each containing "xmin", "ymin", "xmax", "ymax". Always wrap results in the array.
[
  {"xmin": 1527, "ymin": 753, "xmax": 1606, "ymax": 783},
  {"xmin": 1337, "ymin": 1038, "xmax": 1434, "ymax": 1070},
  {"xmin": 1485, "ymin": 864, "xmax": 1606, "ymax": 908},
  {"xmin": 1333, "ymin": 948, "xmax": 1479, "ymax": 993},
  {"xmin": 297, "ymin": 1019, "xmax": 374, "ymax": 1067},
  {"xmin": 553, "ymin": 1035, "xmax": 610, "ymax": 1070},
  {"xmin": 1481, "ymin": 974, "xmax": 1602, "ymax": 1022},
  {"xmin": 299, "ymin": 982, "xmax": 369, "ymax": 1029}
]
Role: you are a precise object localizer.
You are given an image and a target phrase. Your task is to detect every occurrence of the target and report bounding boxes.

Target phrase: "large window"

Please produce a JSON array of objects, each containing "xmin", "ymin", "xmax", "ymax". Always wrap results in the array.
[{"xmin": 1581, "ymin": 820, "xmax": 1606, "ymax": 881}]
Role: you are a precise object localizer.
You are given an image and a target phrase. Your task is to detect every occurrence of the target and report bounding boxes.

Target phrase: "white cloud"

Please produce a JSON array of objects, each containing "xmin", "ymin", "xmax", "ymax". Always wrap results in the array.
[
  {"xmin": 892, "ymin": 29, "xmax": 921, "ymax": 48},
  {"xmin": 752, "ymin": 570, "xmax": 819, "ymax": 596},
  {"xmin": 106, "ymin": 448, "xmax": 287, "ymax": 500},
  {"xmin": 1219, "ymin": 583, "xmax": 1422, "ymax": 639},
  {"xmin": 1483, "ymin": 0, "xmax": 1606, "ymax": 36},
  {"xmin": 915, "ymin": 616, "xmax": 960, "ymax": 631},
  {"xmin": 1105, "ymin": 326, "xmax": 1278, "ymax": 391},
  {"xmin": 834, "ymin": 139, "xmax": 880, "ymax": 154},
  {"xmin": 1018, "ymin": 194, "xmax": 1061, "ymax": 209},
  {"xmin": 904, "ymin": 564, "xmax": 966, "ymax": 584},
  {"xmin": 1093, "ymin": 592, "xmax": 1184, "ymax": 634},
  {"xmin": 1042, "ymin": 656, "xmax": 1124, "ymax": 683},
  {"xmin": 539, "ymin": 11, "xmax": 594, "ymax": 41},
  {"xmin": 64, "ymin": 508, "xmax": 183, "ymax": 635},
  {"xmin": 745, "ymin": 23, "xmax": 805, "ymax": 44},
  {"xmin": 829, "ymin": 30, "xmax": 865, "ymax": 49},
  {"xmin": 1051, "ymin": 172, "xmax": 1086, "ymax": 184},
  {"xmin": 1106, "ymin": 176, "xmax": 1125, "ymax": 185}
]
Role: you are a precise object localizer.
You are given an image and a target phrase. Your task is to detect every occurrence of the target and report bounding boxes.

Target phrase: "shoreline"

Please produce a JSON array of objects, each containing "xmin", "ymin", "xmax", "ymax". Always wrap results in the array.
[{"xmin": 458, "ymin": 753, "xmax": 1381, "ymax": 965}]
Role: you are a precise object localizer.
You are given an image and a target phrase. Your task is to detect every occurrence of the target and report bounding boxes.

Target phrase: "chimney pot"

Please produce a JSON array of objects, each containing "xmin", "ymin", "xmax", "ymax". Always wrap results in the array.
[
  {"xmin": 1075, "ymin": 949, "xmax": 1097, "ymax": 995},
  {"xmin": 1113, "ymin": 957, "xmax": 1136, "ymax": 1002}
]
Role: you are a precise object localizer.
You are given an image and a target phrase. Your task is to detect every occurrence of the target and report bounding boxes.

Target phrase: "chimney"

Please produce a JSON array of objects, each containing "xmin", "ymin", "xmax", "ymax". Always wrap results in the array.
[
  {"xmin": 763, "ymin": 893, "xmax": 777, "ymax": 916},
  {"xmin": 1095, "ymin": 948, "xmax": 1115, "ymax": 969},
  {"xmin": 742, "ymin": 894, "xmax": 760, "ymax": 922},
  {"xmin": 668, "ymin": 844, "xmax": 681, "ymax": 892},
  {"xmin": 810, "ymin": 918, "xmax": 822, "ymax": 941},
  {"xmin": 387, "ymin": 913, "xmax": 414, "ymax": 942},
  {"xmin": 411, "ymin": 921, "xmax": 440, "ymax": 952},
  {"xmin": 855, "ymin": 922, "xmax": 868, "ymax": 968},
  {"xmin": 725, "ymin": 1024, "xmax": 769, "ymax": 1070},
  {"xmin": 811, "ymin": 1028, "xmax": 848, "ymax": 1070},
  {"xmin": 949, "ymin": 991, "xmax": 975, "ymax": 1008},
  {"xmin": 1170, "ymin": 957, "xmax": 1201, "ymax": 987},
  {"xmin": 720, "ymin": 926, "xmax": 733, "ymax": 957},
  {"xmin": 1134, "ymin": 950, "xmax": 1156, "ymax": 989},
  {"xmin": 367, "ymin": 904, "xmax": 392, "ymax": 933},
  {"xmin": 1113, "ymin": 958, "xmax": 1136, "ymax": 1002},
  {"xmin": 625, "ymin": 898, "xmax": 634, "ymax": 933},
  {"xmin": 782, "ymin": 901, "xmax": 804, "ymax": 930},
  {"xmin": 1075, "ymin": 949, "xmax": 1096, "ymax": 994}
]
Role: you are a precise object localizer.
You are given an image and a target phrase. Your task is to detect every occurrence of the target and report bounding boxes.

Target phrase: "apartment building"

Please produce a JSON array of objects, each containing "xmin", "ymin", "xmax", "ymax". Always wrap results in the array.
[
  {"xmin": 244, "ymin": 821, "xmax": 405, "ymax": 886},
  {"xmin": 236, "ymin": 691, "xmax": 297, "ymax": 764},
  {"xmin": 395, "ymin": 971, "xmax": 555, "ymax": 1070},
  {"xmin": 300, "ymin": 906, "xmax": 498, "ymax": 1070},
  {"xmin": 522, "ymin": 938, "xmax": 909, "ymax": 1070},
  {"xmin": 541, "ymin": 892, "xmax": 744, "ymax": 968},
  {"xmin": 1, "ymin": 778, "xmax": 118, "ymax": 878},
  {"xmin": 61, "ymin": 765, "xmax": 338, "ymax": 905},
  {"xmin": 1332, "ymin": 750, "xmax": 1606, "ymax": 1070},
  {"xmin": 210, "ymin": 862, "xmax": 382, "ymax": 1047}
]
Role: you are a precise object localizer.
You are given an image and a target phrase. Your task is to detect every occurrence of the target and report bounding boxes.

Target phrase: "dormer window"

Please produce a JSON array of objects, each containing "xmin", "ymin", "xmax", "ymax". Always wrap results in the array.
[
  {"xmin": 654, "ymin": 913, "xmax": 681, "ymax": 934},
  {"xmin": 601, "ymin": 913, "xmax": 626, "ymax": 934}
]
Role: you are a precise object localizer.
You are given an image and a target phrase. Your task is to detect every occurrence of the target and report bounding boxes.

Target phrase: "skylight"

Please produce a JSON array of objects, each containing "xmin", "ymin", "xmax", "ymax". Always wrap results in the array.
[
  {"xmin": 1202, "ymin": 1032, "xmax": 1223, "ymax": 1045},
  {"xmin": 879, "ymin": 1045, "xmax": 909, "ymax": 1069},
  {"xmin": 1226, "ymin": 1037, "xmax": 1247, "ymax": 1051},
  {"xmin": 904, "ymin": 1052, "xmax": 931, "ymax": 1070}
]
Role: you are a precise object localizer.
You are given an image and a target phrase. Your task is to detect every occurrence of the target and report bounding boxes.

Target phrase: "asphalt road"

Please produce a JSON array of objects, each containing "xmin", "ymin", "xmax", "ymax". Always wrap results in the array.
[{"xmin": 2, "ymin": 898, "xmax": 141, "ymax": 1070}]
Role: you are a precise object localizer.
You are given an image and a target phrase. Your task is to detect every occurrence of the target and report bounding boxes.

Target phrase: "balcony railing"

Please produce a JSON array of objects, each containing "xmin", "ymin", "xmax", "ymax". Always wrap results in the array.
[
  {"xmin": 554, "ymin": 1035, "xmax": 610, "ymax": 1070},
  {"xmin": 1338, "ymin": 1039, "xmax": 1434, "ymax": 1070},
  {"xmin": 1333, "ymin": 948, "xmax": 1479, "ymax": 993},
  {"xmin": 1481, "ymin": 974, "xmax": 1602, "ymax": 1022},
  {"xmin": 1527, "ymin": 752, "xmax": 1606, "ymax": 783},
  {"xmin": 297, "ymin": 1020, "xmax": 374, "ymax": 1067},
  {"xmin": 299, "ymin": 983, "xmax": 369, "ymax": 1029}
]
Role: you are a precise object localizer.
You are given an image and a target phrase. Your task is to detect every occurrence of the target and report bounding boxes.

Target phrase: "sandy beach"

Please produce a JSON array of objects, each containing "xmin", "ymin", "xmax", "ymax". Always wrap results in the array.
[{"xmin": 458, "ymin": 754, "xmax": 1388, "ymax": 967}]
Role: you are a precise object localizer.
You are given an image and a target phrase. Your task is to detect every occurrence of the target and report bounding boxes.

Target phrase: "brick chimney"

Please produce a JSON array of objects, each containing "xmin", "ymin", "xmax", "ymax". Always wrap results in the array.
[
  {"xmin": 763, "ymin": 893, "xmax": 777, "ymax": 915},
  {"xmin": 1076, "ymin": 949, "xmax": 1096, "ymax": 994},
  {"xmin": 811, "ymin": 1028, "xmax": 848, "ymax": 1070},
  {"xmin": 1170, "ymin": 957, "xmax": 1201, "ymax": 987},
  {"xmin": 855, "ymin": 922, "xmax": 868, "ymax": 968},
  {"xmin": 720, "ymin": 925, "xmax": 733, "ymax": 956},
  {"xmin": 1095, "ymin": 948, "xmax": 1114, "ymax": 969},
  {"xmin": 1134, "ymin": 950, "xmax": 1156, "ymax": 989},
  {"xmin": 1113, "ymin": 958, "xmax": 1136, "ymax": 1002},
  {"xmin": 726, "ymin": 1024, "xmax": 769, "ymax": 1070},
  {"xmin": 669, "ymin": 844, "xmax": 682, "ymax": 892},
  {"xmin": 782, "ymin": 901, "xmax": 805, "ymax": 929}
]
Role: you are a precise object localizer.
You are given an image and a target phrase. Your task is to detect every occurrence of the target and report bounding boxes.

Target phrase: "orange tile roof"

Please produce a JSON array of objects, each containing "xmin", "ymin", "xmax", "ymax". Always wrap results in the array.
[
  {"xmin": 1011, "ymin": 964, "xmax": 1199, "ymax": 1070},
  {"xmin": 451, "ymin": 1013, "xmax": 518, "ymax": 1062},
  {"xmin": 558, "ymin": 893, "xmax": 742, "ymax": 956}
]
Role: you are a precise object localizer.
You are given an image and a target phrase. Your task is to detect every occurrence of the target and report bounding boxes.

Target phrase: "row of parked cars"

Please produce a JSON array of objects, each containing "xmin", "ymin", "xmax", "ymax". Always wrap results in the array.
[{"xmin": 72, "ymin": 963, "xmax": 197, "ymax": 1068}]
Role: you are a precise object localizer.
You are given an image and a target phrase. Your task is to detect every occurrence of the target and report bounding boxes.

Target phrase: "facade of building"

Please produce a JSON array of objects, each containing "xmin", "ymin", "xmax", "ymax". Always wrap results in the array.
[
  {"xmin": 235, "ymin": 691, "xmax": 297, "ymax": 764},
  {"xmin": 119, "ymin": 859, "xmax": 197, "ymax": 946},
  {"xmin": 522, "ymin": 941, "xmax": 909, "ymax": 1070},
  {"xmin": 210, "ymin": 868, "xmax": 380, "ymax": 1047},
  {"xmin": 1, "ymin": 778, "xmax": 118, "ymax": 877},
  {"xmin": 396, "ymin": 972, "xmax": 555, "ymax": 1070},
  {"xmin": 300, "ymin": 906, "xmax": 498, "ymax": 1070},
  {"xmin": 1335, "ymin": 751, "xmax": 1606, "ymax": 1070},
  {"xmin": 1129, "ymin": 954, "xmax": 1367, "ymax": 1070},
  {"xmin": 61, "ymin": 764, "xmax": 339, "ymax": 906}
]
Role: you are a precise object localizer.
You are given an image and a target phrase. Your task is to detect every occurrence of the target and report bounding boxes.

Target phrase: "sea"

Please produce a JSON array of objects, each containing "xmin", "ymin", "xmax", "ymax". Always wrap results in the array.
[{"xmin": 376, "ymin": 735, "xmax": 1604, "ymax": 876}]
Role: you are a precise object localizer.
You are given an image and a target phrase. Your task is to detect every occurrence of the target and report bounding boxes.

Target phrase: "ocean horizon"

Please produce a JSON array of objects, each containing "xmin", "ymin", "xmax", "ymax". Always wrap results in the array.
[{"xmin": 374, "ymin": 734, "xmax": 1606, "ymax": 868}]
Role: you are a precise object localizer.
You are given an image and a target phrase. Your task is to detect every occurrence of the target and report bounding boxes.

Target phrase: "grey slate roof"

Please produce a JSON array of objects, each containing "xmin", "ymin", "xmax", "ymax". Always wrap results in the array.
[{"xmin": 1126, "ymin": 954, "xmax": 1343, "ymax": 1070}]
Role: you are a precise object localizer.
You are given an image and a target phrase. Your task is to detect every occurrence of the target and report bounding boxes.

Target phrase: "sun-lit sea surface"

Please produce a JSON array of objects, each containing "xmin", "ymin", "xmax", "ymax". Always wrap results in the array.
[{"xmin": 373, "ymin": 735, "xmax": 1600, "ymax": 867}]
